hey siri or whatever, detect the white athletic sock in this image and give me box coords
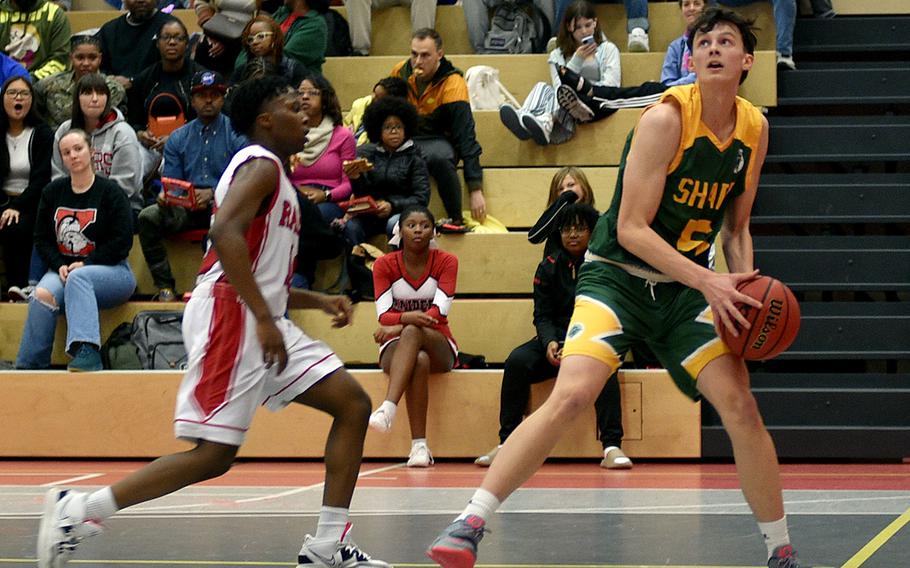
[314,506,349,542]
[758,516,790,558]
[85,487,119,522]
[411,438,427,448]
[456,488,500,523]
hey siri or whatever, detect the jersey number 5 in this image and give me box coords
[677,219,712,256]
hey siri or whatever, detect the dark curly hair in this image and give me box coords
[557,202,599,235]
[362,95,418,145]
[299,74,342,127]
[686,7,758,85]
[375,76,408,99]
[229,75,291,137]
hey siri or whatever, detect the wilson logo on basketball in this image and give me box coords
[750,298,784,350]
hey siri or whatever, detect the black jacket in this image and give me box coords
[128,59,205,130]
[532,248,582,352]
[0,122,53,216]
[97,11,178,81]
[352,140,430,213]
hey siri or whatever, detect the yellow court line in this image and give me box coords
[840,506,910,568]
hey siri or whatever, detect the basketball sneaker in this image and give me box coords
[407,442,434,467]
[768,544,811,568]
[297,522,390,567]
[37,488,104,568]
[425,515,486,568]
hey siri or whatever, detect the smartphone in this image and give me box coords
[581,35,595,45]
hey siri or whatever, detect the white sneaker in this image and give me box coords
[474,445,500,467]
[8,284,34,302]
[776,53,796,70]
[628,27,649,52]
[499,104,531,141]
[407,442,434,467]
[37,488,104,568]
[600,446,633,470]
[368,407,392,433]
[520,113,553,146]
[297,522,390,567]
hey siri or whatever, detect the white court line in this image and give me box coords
[0,473,95,476]
[234,462,406,504]
[39,473,104,487]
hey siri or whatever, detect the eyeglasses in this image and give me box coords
[382,124,404,132]
[247,31,274,44]
[158,34,188,43]
[559,225,588,235]
[298,88,321,97]
[4,89,32,99]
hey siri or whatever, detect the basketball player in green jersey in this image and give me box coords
[427,8,812,568]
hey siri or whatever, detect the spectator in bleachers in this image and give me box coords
[391,28,487,231]
[270,0,328,75]
[137,71,246,302]
[528,165,595,255]
[716,0,796,69]
[462,0,554,54]
[345,0,435,56]
[661,0,706,87]
[193,0,257,76]
[0,51,27,85]
[0,76,52,300]
[0,0,70,81]
[15,128,136,372]
[288,74,354,287]
[475,203,632,470]
[370,205,458,467]
[345,76,408,146]
[500,0,620,145]
[128,19,206,179]
[345,95,429,246]
[96,0,178,90]
[52,74,144,216]
[231,15,309,86]
[34,35,126,130]
[554,0,650,52]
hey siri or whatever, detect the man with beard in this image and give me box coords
[95,0,177,90]
[136,70,246,302]
[0,0,70,80]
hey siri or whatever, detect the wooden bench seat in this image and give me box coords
[325,51,777,110]
[67,3,775,56]
[0,369,700,459]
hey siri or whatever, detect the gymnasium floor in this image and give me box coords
[0,460,908,568]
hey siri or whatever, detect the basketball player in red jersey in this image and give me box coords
[38,76,391,568]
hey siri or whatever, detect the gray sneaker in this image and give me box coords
[7,284,34,302]
[556,85,595,123]
[768,544,811,568]
[426,515,486,568]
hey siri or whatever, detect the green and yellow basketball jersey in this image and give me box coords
[588,84,764,274]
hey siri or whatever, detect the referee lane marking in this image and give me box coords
[840,505,910,568]
[39,473,104,487]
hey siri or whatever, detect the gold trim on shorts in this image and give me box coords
[561,295,623,371]
[681,306,732,380]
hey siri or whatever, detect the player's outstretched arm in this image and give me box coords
[208,158,289,371]
[617,101,760,336]
[722,115,769,274]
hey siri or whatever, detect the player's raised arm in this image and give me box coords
[722,114,769,274]
[208,158,288,370]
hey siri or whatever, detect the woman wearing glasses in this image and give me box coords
[0,76,53,301]
[232,15,308,86]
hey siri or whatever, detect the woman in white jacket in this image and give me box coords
[51,73,144,218]
[499,0,619,145]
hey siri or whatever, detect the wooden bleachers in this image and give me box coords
[802,0,910,16]
[0,369,700,458]
[66,3,776,56]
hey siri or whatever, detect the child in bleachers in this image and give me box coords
[345,76,408,146]
[369,205,458,467]
[51,74,144,217]
[16,129,136,372]
[0,76,52,301]
[345,95,430,245]
[231,15,309,86]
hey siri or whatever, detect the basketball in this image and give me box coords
[719,276,801,361]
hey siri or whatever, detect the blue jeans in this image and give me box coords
[16,261,137,369]
[716,0,795,56]
[554,0,648,35]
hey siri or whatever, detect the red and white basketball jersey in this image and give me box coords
[196,145,301,315]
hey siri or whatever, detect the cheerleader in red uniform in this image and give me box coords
[370,205,458,467]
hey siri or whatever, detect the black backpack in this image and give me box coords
[483,0,551,54]
[323,10,353,57]
[100,322,142,370]
[131,311,189,370]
